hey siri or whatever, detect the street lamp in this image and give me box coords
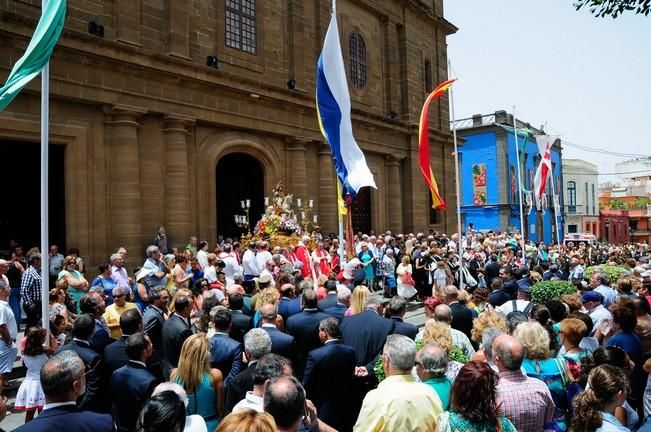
[605,219,610,243]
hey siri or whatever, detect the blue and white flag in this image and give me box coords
[316,11,376,199]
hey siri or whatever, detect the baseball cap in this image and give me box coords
[581,291,603,304]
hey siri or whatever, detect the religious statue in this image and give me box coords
[282,194,293,213]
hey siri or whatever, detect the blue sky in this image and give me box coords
[443,0,651,178]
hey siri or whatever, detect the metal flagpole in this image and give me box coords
[512,107,527,267]
[40,0,50,335]
[549,168,561,245]
[448,61,464,290]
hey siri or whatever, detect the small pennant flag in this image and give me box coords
[418,79,456,209]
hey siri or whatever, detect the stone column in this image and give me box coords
[286,139,308,200]
[386,155,404,233]
[163,115,195,246]
[318,143,337,233]
[105,105,146,269]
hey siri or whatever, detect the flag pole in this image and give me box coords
[549,166,561,245]
[40,0,50,336]
[512,107,527,267]
[448,61,464,290]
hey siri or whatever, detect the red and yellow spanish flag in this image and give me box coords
[418,78,456,209]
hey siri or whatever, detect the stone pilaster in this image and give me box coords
[167,0,190,58]
[318,143,337,233]
[286,139,308,200]
[163,115,195,246]
[116,0,141,46]
[386,155,404,233]
[104,105,146,269]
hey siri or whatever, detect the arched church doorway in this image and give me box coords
[0,141,66,251]
[216,153,264,240]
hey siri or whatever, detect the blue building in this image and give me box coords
[454,111,564,244]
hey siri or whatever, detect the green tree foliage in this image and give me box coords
[574,0,651,18]
[632,198,651,209]
[609,199,627,209]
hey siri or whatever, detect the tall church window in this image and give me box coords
[349,32,367,90]
[225,0,257,54]
[567,181,576,213]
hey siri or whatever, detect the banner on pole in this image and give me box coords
[0,0,66,112]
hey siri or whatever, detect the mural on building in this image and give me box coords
[472,163,487,206]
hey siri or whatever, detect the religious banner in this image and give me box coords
[472,163,487,206]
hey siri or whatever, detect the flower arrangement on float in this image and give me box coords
[254,212,301,236]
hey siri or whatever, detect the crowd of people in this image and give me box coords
[0,227,651,431]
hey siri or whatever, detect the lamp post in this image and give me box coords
[235,199,251,235]
[296,197,317,234]
[605,219,610,243]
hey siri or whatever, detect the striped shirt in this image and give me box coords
[20,266,43,307]
[496,370,555,432]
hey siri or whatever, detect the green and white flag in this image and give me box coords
[0,0,66,111]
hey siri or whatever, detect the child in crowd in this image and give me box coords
[14,326,57,423]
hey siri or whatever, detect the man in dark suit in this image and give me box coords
[500,266,519,299]
[389,296,418,340]
[161,294,193,378]
[483,254,501,287]
[79,292,112,354]
[303,317,356,432]
[55,314,109,413]
[277,283,301,322]
[445,285,474,340]
[209,306,242,387]
[317,281,338,312]
[111,333,159,432]
[260,303,295,361]
[14,350,113,432]
[104,308,143,374]
[223,328,272,415]
[341,293,395,373]
[143,286,169,380]
[286,289,330,378]
[228,293,252,343]
[324,286,351,322]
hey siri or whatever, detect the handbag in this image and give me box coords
[402,272,415,286]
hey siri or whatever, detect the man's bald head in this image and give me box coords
[444,285,458,299]
[433,304,452,324]
[227,284,245,295]
[260,303,277,323]
[492,334,524,371]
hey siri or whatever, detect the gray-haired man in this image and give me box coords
[224,328,272,414]
[354,335,442,431]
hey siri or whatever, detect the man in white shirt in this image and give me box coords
[582,291,612,336]
[218,244,241,288]
[242,242,260,282]
[232,353,292,413]
[255,241,273,276]
[0,278,17,396]
[497,286,533,316]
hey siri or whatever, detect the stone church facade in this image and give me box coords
[0,0,457,268]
